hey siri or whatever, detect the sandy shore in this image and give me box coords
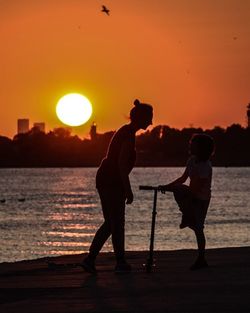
[0,247,249,313]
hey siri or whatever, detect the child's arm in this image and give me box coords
[159,168,189,192]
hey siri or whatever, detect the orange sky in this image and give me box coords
[1,0,250,138]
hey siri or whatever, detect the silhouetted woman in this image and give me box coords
[82,99,153,273]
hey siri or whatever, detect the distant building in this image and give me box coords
[17,119,29,134]
[33,122,45,133]
[247,103,250,128]
[90,122,97,140]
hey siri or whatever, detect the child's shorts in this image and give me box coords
[173,184,210,231]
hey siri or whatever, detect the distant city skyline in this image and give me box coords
[17,119,29,135]
[11,102,250,139]
[17,119,45,135]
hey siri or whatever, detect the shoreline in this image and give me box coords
[0,245,248,265]
[0,246,249,312]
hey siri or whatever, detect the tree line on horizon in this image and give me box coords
[0,124,249,167]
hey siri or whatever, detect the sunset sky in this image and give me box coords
[1,0,250,138]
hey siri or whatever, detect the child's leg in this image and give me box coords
[190,229,208,270]
[173,185,193,227]
[189,198,210,270]
[194,229,206,259]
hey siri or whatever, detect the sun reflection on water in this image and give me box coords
[44,231,94,237]
[47,212,96,221]
[39,242,90,247]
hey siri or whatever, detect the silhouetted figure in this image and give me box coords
[0,199,6,203]
[82,99,153,273]
[159,134,215,270]
[101,5,110,15]
[18,198,25,202]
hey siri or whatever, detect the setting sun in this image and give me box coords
[56,93,92,127]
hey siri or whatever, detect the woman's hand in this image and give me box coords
[125,189,134,204]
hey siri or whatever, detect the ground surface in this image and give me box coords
[0,247,249,313]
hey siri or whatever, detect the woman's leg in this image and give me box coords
[88,187,116,259]
[88,187,126,261]
[99,187,128,264]
[88,221,111,260]
[84,186,129,273]
[110,206,125,261]
[82,189,112,273]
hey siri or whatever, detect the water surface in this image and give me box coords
[0,167,249,262]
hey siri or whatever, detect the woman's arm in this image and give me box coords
[118,141,134,204]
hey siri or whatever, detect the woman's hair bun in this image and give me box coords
[130,98,153,122]
[134,99,140,106]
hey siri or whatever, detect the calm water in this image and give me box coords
[0,167,249,262]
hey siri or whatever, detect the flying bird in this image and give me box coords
[101,5,110,16]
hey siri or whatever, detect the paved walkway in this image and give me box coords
[0,247,249,313]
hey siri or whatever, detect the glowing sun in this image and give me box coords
[56,93,92,126]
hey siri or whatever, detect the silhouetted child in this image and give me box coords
[159,133,215,270]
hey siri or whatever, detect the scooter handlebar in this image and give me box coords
[139,185,159,191]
